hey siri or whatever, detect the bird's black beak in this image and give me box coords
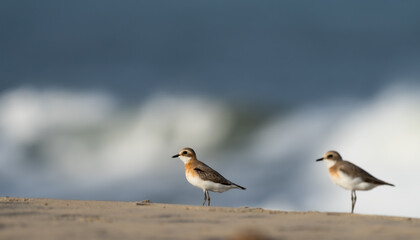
[316,157,324,162]
[172,154,179,158]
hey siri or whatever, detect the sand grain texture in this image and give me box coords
[0,197,419,240]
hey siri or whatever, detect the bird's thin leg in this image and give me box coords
[202,190,207,206]
[353,191,357,213]
[351,190,357,214]
[207,190,210,206]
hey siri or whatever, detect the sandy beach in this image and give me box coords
[1,197,419,240]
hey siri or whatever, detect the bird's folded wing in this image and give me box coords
[339,161,392,186]
[193,166,233,185]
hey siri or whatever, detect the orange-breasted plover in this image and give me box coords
[316,150,394,213]
[172,147,246,206]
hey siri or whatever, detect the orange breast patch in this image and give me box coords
[329,167,340,180]
[185,164,198,178]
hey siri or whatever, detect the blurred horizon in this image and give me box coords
[1,1,420,218]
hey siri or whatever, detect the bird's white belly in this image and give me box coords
[331,171,377,191]
[186,174,232,193]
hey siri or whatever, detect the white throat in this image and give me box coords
[179,155,192,164]
[323,159,337,168]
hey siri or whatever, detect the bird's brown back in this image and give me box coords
[333,160,394,186]
[185,158,233,185]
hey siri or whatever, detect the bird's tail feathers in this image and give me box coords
[232,183,246,190]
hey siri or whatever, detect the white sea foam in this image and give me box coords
[0,88,232,194]
[0,84,419,218]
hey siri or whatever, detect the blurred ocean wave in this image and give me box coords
[0,84,420,217]
[0,88,234,184]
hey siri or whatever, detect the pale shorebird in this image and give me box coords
[172,147,246,206]
[316,151,394,213]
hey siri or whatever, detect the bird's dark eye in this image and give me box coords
[182,151,188,155]
[327,154,333,158]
